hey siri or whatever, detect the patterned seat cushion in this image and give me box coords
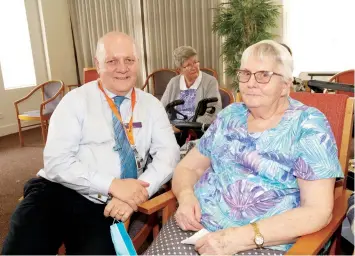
[144,217,285,255]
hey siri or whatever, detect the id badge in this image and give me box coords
[132,145,144,176]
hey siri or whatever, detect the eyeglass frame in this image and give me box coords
[182,60,200,71]
[236,69,283,84]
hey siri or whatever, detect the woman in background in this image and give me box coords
[161,46,221,124]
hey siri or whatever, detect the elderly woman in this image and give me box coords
[161,46,222,124]
[145,40,343,255]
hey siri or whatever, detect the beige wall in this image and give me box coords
[0,0,77,137]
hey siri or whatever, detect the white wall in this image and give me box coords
[272,0,283,42]
[0,0,77,137]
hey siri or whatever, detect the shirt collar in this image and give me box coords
[103,87,134,100]
[179,71,202,90]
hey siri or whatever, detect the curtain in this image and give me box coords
[142,0,224,84]
[68,0,226,87]
[68,0,146,85]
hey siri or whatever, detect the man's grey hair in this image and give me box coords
[173,46,197,68]
[95,34,139,68]
[241,40,294,82]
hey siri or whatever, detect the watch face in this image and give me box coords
[255,234,264,246]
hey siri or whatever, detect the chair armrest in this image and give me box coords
[141,73,154,91]
[67,84,80,91]
[40,85,65,113]
[138,190,176,215]
[286,190,351,255]
[14,84,42,106]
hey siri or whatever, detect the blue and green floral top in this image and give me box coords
[195,97,343,251]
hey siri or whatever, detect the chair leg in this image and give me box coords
[162,200,177,224]
[132,213,157,251]
[153,223,160,238]
[17,118,24,147]
[329,227,342,255]
[40,120,47,145]
[45,120,49,137]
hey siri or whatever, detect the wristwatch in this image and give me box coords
[250,222,264,248]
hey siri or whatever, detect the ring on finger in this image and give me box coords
[122,213,130,222]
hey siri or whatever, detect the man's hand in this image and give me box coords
[175,191,203,231]
[172,125,181,133]
[104,197,134,222]
[109,178,149,211]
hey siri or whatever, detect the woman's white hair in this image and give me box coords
[241,40,294,82]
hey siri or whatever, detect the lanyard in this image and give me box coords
[98,80,136,145]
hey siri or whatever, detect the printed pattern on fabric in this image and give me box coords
[144,217,285,255]
[195,97,343,251]
[177,89,197,120]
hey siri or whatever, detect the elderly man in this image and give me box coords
[2,32,180,254]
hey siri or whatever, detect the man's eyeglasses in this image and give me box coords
[236,69,283,84]
[183,61,200,71]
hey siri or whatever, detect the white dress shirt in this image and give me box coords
[38,80,180,203]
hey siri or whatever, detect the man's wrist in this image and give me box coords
[108,178,120,195]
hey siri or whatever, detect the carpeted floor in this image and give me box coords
[0,128,44,252]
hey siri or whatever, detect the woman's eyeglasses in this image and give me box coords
[183,61,200,71]
[236,69,283,84]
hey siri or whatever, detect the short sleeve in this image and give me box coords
[293,109,344,180]
[197,103,240,158]
[197,115,222,158]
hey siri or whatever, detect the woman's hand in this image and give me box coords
[104,197,134,222]
[175,191,203,231]
[195,229,238,255]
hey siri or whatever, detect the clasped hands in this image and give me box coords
[104,178,149,222]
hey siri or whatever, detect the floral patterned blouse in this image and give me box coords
[194,97,343,251]
[177,89,197,120]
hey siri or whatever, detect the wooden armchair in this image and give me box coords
[14,80,65,146]
[83,67,99,84]
[137,93,354,255]
[66,84,80,92]
[219,87,234,109]
[200,68,218,79]
[142,69,177,99]
[328,69,354,97]
[65,67,100,92]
